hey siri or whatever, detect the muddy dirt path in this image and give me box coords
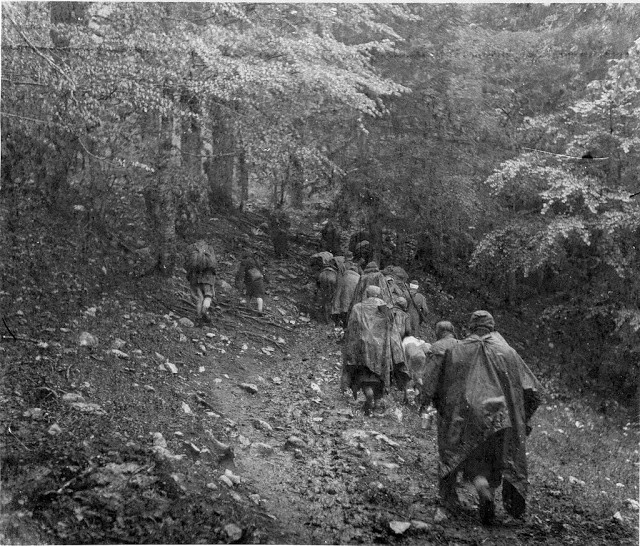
[187,314,550,546]
[181,296,637,546]
[191,318,442,545]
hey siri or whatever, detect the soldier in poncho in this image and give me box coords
[382,265,408,301]
[422,311,542,525]
[420,321,458,409]
[330,255,361,328]
[341,285,392,415]
[384,274,404,305]
[350,261,394,313]
[346,250,361,271]
[320,220,342,255]
[309,251,333,277]
[269,209,290,258]
[315,259,338,323]
[407,280,429,336]
[389,297,412,401]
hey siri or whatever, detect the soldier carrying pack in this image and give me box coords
[185,240,217,321]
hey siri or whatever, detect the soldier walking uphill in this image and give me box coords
[389,297,413,403]
[320,220,342,255]
[343,250,363,276]
[341,285,393,416]
[407,280,429,336]
[330,252,361,328]
[185,240,217,323]
[382,265,411,309]
[350,261,394,312]
[419,321,458,412]
[420,311,542,525]
[315,260,338,324]
[235,251,267,314]
[269,209,290,258]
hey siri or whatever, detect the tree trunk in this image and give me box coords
[238,148,249,204]
[46,2,86,213]
[182,118,201,177]
[206,105,234,210]
[288,154,305,209]
[144,112,180,276]
[368,217,384,265]
[0,144,18,292]
[506,270,517,306]
[144,165,177,276]
[181,89,202,178]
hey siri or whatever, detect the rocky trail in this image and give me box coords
[1,231,638,545]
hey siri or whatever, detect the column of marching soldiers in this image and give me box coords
[185,229,544,526]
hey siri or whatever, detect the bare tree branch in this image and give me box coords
[521,146,609,161]
[1,110,51,125]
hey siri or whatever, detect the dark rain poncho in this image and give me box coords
[407,291,428,334]
[382,265,409,284]
[390,306,411,366]
[389,306,412,386]
[350,263,394,312]
[329,255,345,274]
[331,268,361,315]
[309,252,333,273]
[421,334,458,401]
[427,332,542,510]
[382,266,411,304]
[342,297,392,395]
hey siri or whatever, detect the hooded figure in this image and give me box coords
[422,311,543,525]
[382,266,410,304]
[316,262,338,323]
[353,240,372,265]
[320,220,342,255]
[389,296,412,400]
[350,261,394,314]
[341,285,393,415]
[331,260,361,327]
[420,321,458,409]
[269,209,290,258]
[342,250,362,275]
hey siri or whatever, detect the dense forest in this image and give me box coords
[2,3,639,401]
[1,4,639,544]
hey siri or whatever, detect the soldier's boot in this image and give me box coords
[439,473,460,511]
[474,475,496,525]
[363,386,375,416]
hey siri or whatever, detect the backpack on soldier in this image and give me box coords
[186,240,217,277]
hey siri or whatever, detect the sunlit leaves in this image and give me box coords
[1,1,411,189]
[473,21,640,285]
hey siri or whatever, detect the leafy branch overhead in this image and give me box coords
[1,2,410,178]
[472,35,640,282]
